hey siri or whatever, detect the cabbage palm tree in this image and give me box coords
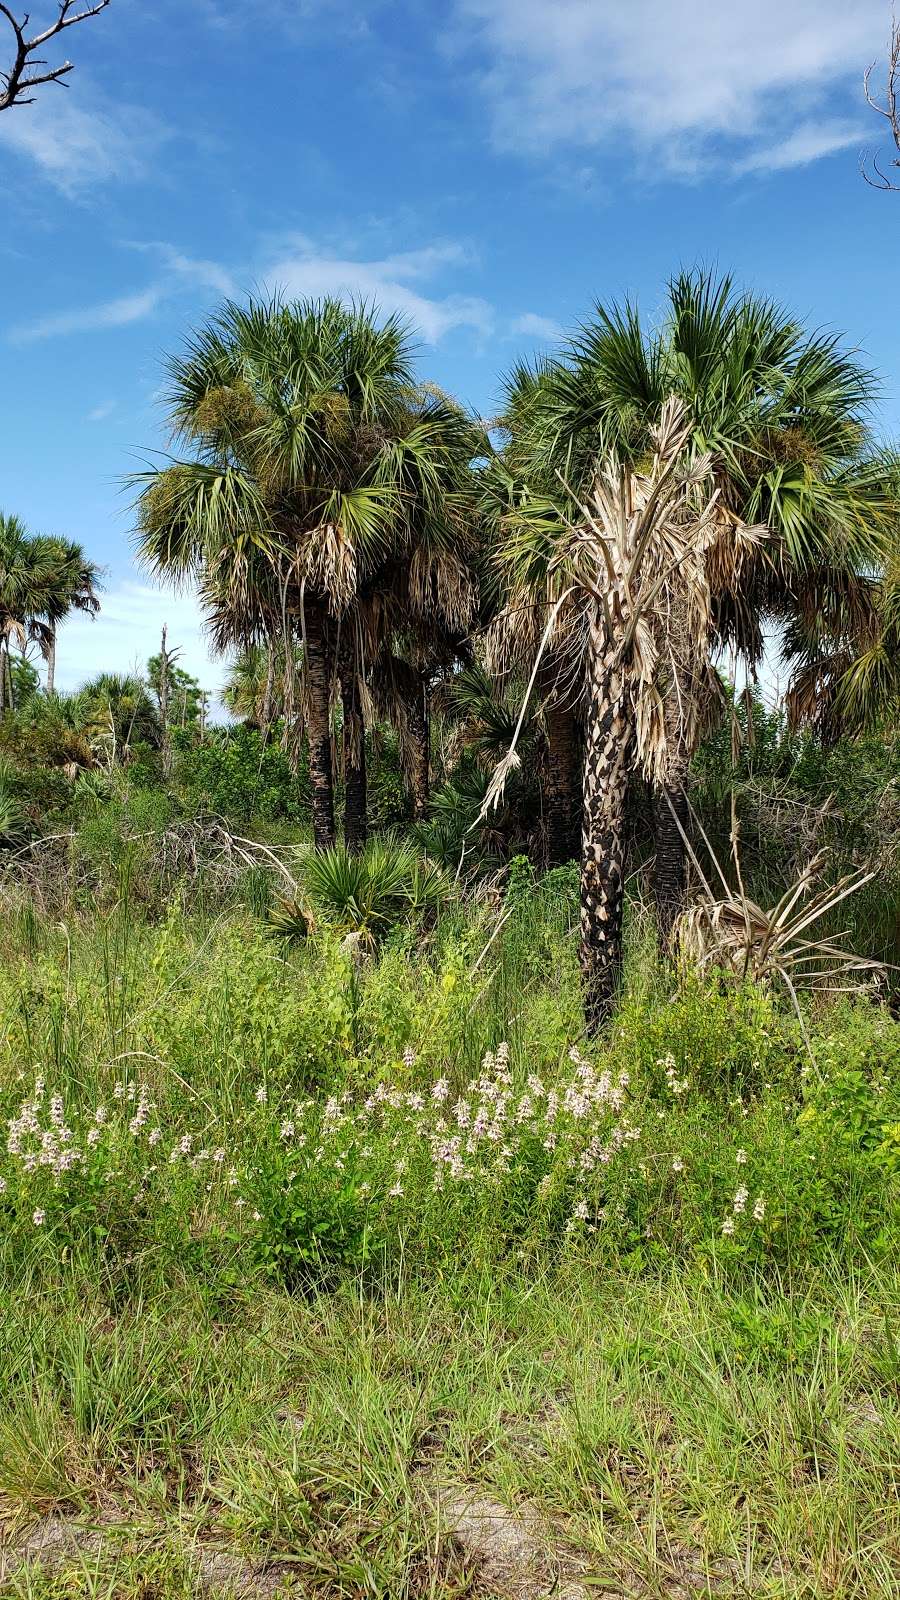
[489,397,723,1030]
[481,413,584,867]
[504,272,895,941]
[1,513,49,702]
[136,297,478,852]
[0,515,101,704]
[222,641,299,728]
[41,536,101,693]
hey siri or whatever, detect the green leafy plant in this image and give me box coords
[269,835,451,944]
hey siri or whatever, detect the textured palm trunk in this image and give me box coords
[46,629,56,695]
[545,703,580,866]
[407,674,430,820]
[304,596,336,852]
[580,620,634,1035]
[339,650,367,854]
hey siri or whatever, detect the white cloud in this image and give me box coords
[0,85,167,194]
[8,236,492,348]
[454,0,886,172]
[10,289,162,343]
[262,238,494,343]
[86,400,117,423]
[735,119,866,175]
[7,244,234,343]
[125,241,236,298]
[53,581,229,705]
[511,312,564,341]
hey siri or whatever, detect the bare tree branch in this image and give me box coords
[0,0,110,112]
[863,15,900,190]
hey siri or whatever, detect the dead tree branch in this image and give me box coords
[0,0,110,112]
[863,16,900,190]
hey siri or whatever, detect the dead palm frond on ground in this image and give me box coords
[674,800,886,1031]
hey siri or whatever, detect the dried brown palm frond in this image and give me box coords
[673,797,885,1016]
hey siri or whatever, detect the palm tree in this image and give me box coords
[481,411,585,868]
[0,515,101,704]
[136,297,479,852]
[783,545,900,737]
[40,536,101,693]
[489,397,724,1029]
[0,513,54,709]
[223,641,299,728]
[79,672,160,766]
[503,272,894,941]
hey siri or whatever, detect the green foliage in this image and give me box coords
[147,651,203,728]
[6,650,40,708]
[274,835,451,942]
[174,725,309,823]
[0,753,28,847]
[250,1130,379,1289]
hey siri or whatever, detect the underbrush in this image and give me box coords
[1,880,898,1289]
[2,879,900,1594]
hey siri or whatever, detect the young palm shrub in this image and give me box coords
[268,834,451,944]
[0,759,26,846]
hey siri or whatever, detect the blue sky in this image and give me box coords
[1,0,898,701]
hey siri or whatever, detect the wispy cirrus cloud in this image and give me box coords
[8,244,234,343]
[86,400,117,423]
[10,289,162,343]
[0,83,169,194]
[453,0,886,175]
[261,237,494,343]
[510,311,564,342]
[7,235,494,348]
[735,119,866,175]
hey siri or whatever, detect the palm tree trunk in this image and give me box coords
[339,645,367,854]
[46,629,56,695]
[304,595,336,852]
[0,642,6,714]
[580,620,634,1034]
[546,702,580,866]
[159,625,172,779]
[406,672,430,819]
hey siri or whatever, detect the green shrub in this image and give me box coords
[175,726,310,824]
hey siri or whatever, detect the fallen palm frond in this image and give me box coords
[674,796,886,1010]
